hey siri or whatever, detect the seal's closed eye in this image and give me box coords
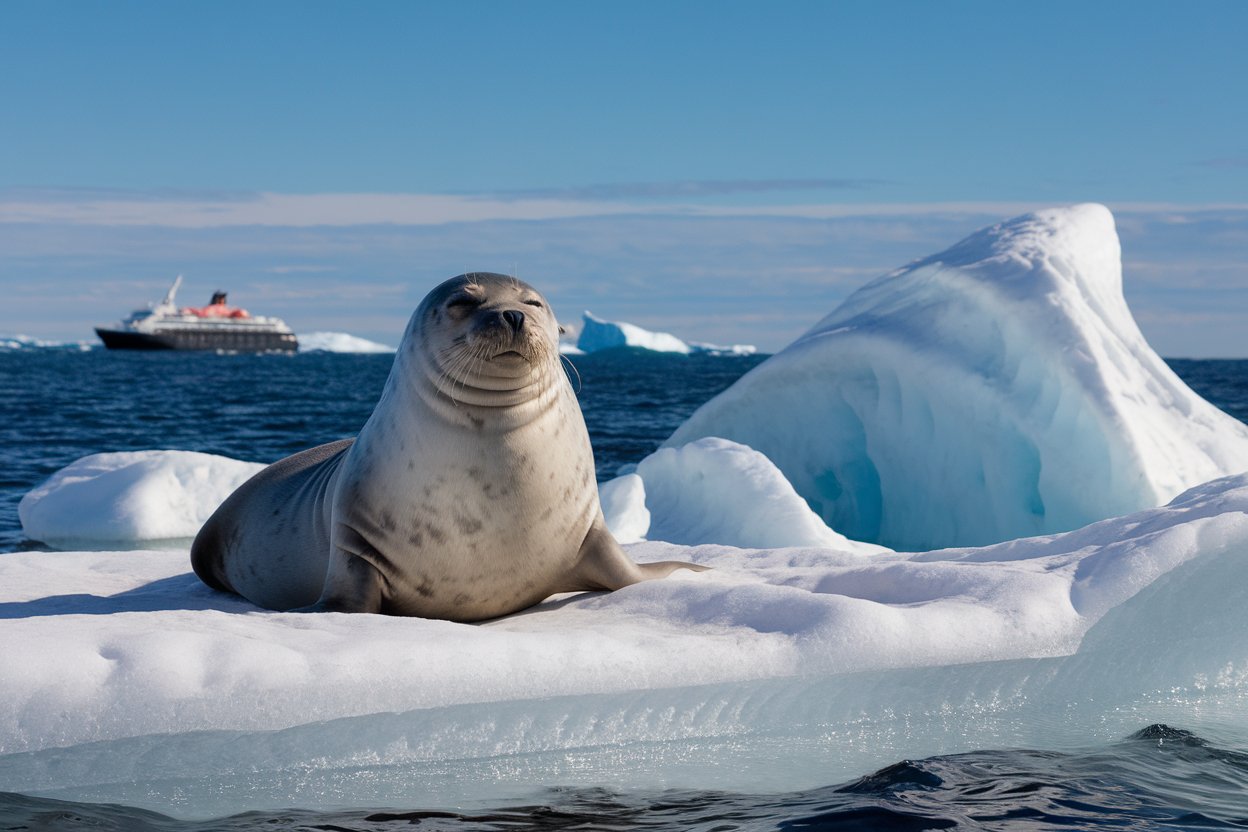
[447,295,480,310]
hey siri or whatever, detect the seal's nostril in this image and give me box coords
[502,309,525,333]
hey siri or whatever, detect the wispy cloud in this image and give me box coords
[5,188,1248,230]
[262,264,341,275]
[496,178,891,200]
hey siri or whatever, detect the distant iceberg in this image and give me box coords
[19,451,265,548]
[0,334,92,351]
[297,331,395,353]
[576,312,755,356]
[667,204,1248,550]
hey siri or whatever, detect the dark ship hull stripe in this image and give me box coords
[95,328,298,352]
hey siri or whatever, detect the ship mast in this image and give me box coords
[155,275,183,313]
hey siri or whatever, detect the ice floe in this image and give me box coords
[2,472,1247,815]
[668,204,1248,550]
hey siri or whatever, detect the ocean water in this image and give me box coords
[2,348,1248,829]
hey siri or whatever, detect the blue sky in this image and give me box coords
[2,1,1246,354]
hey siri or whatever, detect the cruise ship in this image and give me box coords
[95,276,298,352]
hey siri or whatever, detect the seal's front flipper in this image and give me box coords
[564,515,708,592]
[297,543,387,613]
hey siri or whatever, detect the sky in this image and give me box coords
[1,0,1246,354]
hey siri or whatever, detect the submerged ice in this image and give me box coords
[668,204,1248,550]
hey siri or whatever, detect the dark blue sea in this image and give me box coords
[1,348,1247,830]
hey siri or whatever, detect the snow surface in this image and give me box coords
[668,204,1248,550]
[576,312,755,356]
[297,331,395,353]
[18,451,265,548]
[2,473,1248,816]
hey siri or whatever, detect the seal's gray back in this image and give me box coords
[191,438,351,610]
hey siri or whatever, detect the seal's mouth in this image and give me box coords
[492,348,528,361]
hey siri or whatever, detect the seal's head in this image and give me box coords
[415,272,562,396]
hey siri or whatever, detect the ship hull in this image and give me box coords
[95,328,298,353]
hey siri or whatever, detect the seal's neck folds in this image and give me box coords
[386,328,569,428]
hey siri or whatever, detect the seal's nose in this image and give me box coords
[501,309,525,333]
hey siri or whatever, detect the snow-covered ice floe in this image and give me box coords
[297,331,395,353]
[2,473,1248,816]
[668,204,1248,550]
[577,311,756,356]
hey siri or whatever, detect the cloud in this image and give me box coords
[495,178,891,200]
[262,264,341,275]
[0,187,1033,229]
[14,186,1248,231]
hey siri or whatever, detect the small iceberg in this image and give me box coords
[601,438,884,553]
[576,312,755,356]
[297,332,395,353]
[666,204,1248,550]
[18,451,266,548]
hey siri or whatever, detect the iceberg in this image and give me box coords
[2,473,1247,816]
[18,451,265,548]
[297,331,395,353]
[667,204,1248,550]
[576,312,756,356]
[577,311,692,354]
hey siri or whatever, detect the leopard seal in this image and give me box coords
[191,272,703,620]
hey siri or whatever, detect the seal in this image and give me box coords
[191,272,703,620]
